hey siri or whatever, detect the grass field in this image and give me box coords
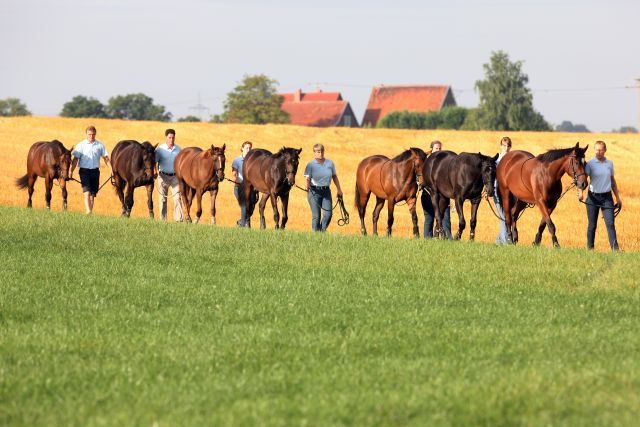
[1,117,638,251]
[1,206,640,426]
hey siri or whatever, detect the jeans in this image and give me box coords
[308,187,332,231]
[421,191,452,239]
[493,187,508,244]
[234,184,257,226]
[586,191,619,251]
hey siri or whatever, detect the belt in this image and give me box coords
[160,171,175,176]
[589,191,611,196]
[310,185,329,190]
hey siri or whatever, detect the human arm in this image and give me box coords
[70,157,78,179]
[611,176,621,208]
[103,156,113,176]
[305,176,311,191]
[332,174,343,198]
[232,168,239,186]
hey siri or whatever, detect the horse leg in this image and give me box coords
[178,180,192,223]
[538,203,559,248]
[386,200,395,237]
[60,179,68,211]
[125,183,134,217]
[27,175,36,208]
[501,189,515,244]
[454,197,465,240]
[270,193,280,230]
[356,187,371,236]
[372,197,385,236]
[114,175,127,216]
[194,189,204,224]
[533,219,547,246]
[209,189,218,225]
[44,176,53,209]
[512,200,527,245]
[469,201,480,241]
[407,196,419,238]
[280,192,290,230]
[258,193,269,230]
[146,183,154,219]
[432,193,444,238]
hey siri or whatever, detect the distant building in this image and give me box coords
[279,89,359,128]
[362,85,457,127]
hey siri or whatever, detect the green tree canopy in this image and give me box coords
[60,95,106,118]
[106,93,172,122]
[376,107,469,130]
[177,115,202,122]
[0,97,31,117]
[475,51,550,131]
[221,74,289,124]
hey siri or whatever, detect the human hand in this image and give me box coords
[337,190,343,198]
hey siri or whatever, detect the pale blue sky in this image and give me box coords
[2,0,639,131]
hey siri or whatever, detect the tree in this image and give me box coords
[60,95,106,118]
[376,107,469,130]
[611,126,637,133]
[555,120,590,133]
[221,74,289,124]
[475,51,550,131]
[106,93,172,121]
[0,97,31,116]
[177,115,202,122]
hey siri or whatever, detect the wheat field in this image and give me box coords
[1,116,638,251]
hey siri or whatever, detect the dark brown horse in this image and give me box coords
[496,142,588,247]
[16,140,73,210]
[354,147,428,237]
[423,150,498,241]
[174,144,226,224]
[110,140,157,218]
[242,147,302,230]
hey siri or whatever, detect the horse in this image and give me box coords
[174,144,226,224]
[354,147,428,237]
[496,142,588,248]
[422,150,498,241]
[16,140,73,210]
[242,147,302,230]
[110,140,158,218]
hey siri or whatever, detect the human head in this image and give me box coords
[500,136,512,154]
[165,128,176,146]
[241,140,252,157]
[430,140,442,152]
[313,143,325,160]
[85,125,96,142]
[594,140,607,161]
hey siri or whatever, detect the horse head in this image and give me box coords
[409,147,428,187]
[141,142,158,181]
[59,145,73,182]
[208,144,226,181]
[568,142,589,190]
[479,152,499,197]
[279,146,302,186]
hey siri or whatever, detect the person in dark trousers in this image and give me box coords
[231,141,257,227]
[304,143,343,231]
[70,125,112,214]
[422,140,452,238]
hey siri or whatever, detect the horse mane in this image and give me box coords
[536,147,577,163]
[392,147,427,163]
[49,140,67,151]
[141,141,155,152]
[274,147,298,158]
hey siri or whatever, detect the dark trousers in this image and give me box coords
[234,184,257,226]
[586,191,619,251]
[421,191,452,239]
[308,187,332,231]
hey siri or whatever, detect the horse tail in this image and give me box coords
[16,174,29,190]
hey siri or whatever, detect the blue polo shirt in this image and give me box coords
[155,143,181,174]
[72,139,108,169]
[304,159,336,187]
[586,158,614,193]
[231,156,245,183]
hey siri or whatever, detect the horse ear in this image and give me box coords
[222,143,226,152]
[297,148,302,154]
[492,153,499,162]
[69,145,75,152]
[574,142,580,149]
[582,144,589,154]
[154,143,159,149]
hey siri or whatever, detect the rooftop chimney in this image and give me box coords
[294,89,302,102]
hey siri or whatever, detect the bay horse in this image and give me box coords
[496,142,588,247]
[242,147,302,230]
[16,140,73,210]
[174,144,226,224]
[110,140,158,218]
[422,150,498,241]
[355,147,427,237]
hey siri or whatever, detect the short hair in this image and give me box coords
[430,140,442,149]
[501,136,512,147]
[313,143,325,152]
[85,125,97,134]
[595,140,607,150]
[165,128,176,136]
[241,140,253,149]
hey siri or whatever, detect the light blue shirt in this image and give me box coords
[232,156,245,182]
[155,143,181,174]
[304,159,336,187]
[72,139,108,169]
[586,157,614,193]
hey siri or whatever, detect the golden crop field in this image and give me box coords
[2,116,638,251]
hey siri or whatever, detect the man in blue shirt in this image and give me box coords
[494,136,512,244]
[231,141,257,227]
[70,125,112,214]
[155,129,183,222]
[304,143,343,231]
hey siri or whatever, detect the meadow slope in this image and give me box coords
[1,116,638,251]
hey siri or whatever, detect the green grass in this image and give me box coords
[1,205,639,426]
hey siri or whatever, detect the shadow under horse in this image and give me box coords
[355,147,427,237]
[16,140,73,211]
[423,150,498,241]
[496,142,588,248]
[174,144,226,224]
[111,140,158,218]
[242,147,302,230]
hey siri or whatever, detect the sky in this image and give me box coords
[2,0,639,132]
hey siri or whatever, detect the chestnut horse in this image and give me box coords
[110,140,157,218]
[174,144,226,224]
[423,150,498,241]
[355,147,427,237]
[16,140,73,210]
[242,147,302,230]
[496,143,588,247]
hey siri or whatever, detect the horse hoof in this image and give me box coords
[211,218,216,225]
[194,217,200,224]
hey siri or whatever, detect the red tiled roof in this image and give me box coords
[281,101,348,127]
[362,85,454,127]
[280,91,342,102]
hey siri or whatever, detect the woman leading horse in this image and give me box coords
[496,142,588,248]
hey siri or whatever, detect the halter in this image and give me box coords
[213,153,225,180]
[568,155,586,185]
[413,156,423,185]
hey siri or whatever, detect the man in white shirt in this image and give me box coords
[155,129,183,222]
[70,125,112,214]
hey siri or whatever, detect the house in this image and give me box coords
[361,85,457,127]
[279,89,360,128]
